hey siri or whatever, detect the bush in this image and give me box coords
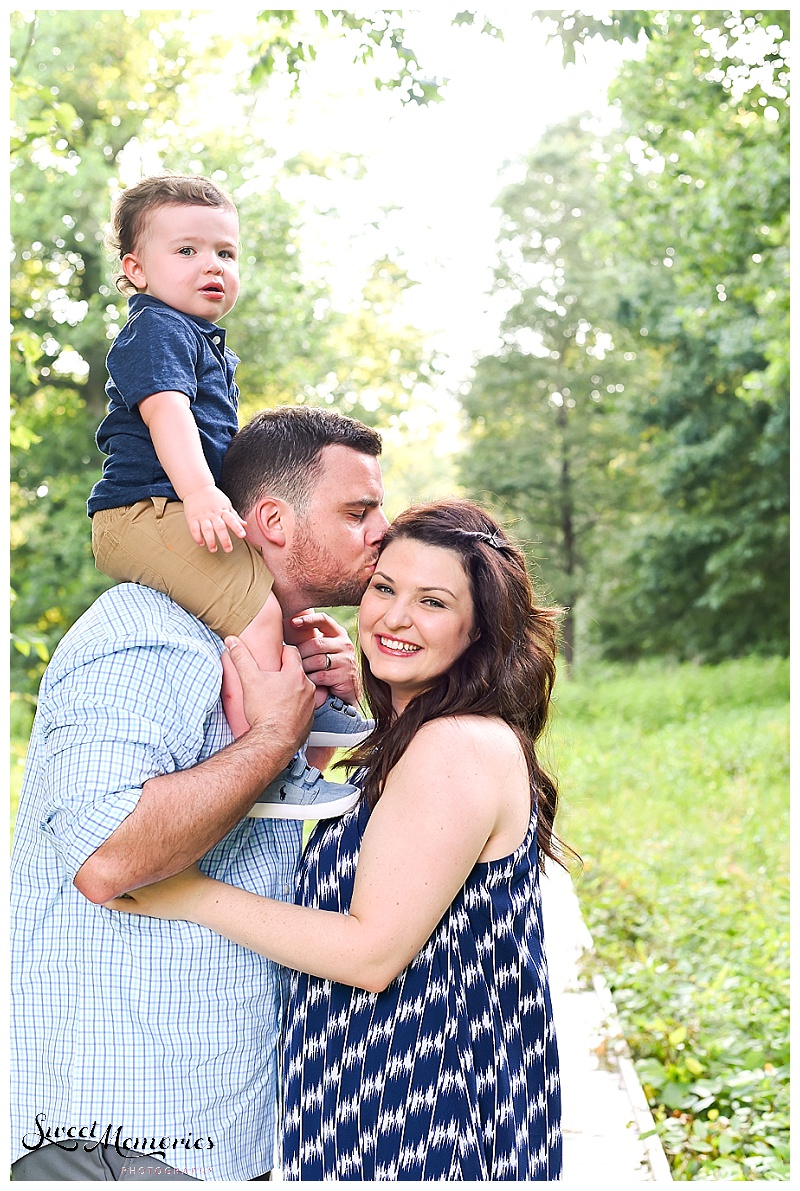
[551,657,789,1180]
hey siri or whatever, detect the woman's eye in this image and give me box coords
[373,583,393,595]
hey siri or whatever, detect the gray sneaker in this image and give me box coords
[307,696,375,747]
[247,755,360,820]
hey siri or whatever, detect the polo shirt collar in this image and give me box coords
[127,293,226,347]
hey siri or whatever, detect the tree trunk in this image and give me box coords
[557,399,576,670]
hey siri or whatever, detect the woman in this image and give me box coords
[108,499,569,1180]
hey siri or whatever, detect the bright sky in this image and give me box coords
[165,8,637,397]
[286,10,633,383]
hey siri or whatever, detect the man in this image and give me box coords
[11,406,387,1182]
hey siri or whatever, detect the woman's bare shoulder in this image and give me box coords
[404,714,523,766]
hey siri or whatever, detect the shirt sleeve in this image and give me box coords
[107,308,201,410]
[37,637,222,880]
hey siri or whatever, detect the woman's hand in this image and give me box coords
[104,864,212,922]
[286,610,361,706]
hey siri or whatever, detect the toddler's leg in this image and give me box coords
[221,591,284,738]
[223,595,360,822]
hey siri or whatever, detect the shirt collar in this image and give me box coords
[127,293,226,345]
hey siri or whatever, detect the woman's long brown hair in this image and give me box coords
[345,499,574,871]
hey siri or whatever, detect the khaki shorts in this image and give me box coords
[92,497,274,638]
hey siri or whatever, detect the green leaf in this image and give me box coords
[661,1080,691,1110]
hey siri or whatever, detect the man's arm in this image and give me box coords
[105,715,514,993]
[74,643,314,904]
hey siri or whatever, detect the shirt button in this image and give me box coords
[212,335,221,345]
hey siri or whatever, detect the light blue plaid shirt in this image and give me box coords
[11,584,302,1181]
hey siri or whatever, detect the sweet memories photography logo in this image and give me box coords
[22,1113,215,1161]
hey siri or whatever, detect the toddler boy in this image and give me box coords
[88,174,369,818]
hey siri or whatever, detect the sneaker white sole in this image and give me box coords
[306,728,373,747]
[246,790,360,820]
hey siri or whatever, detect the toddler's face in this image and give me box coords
[122,203,240,323]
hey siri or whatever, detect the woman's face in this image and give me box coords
[358,536,476,714]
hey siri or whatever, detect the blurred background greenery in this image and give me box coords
[550,655,789,1179]
[10,9,789,1179]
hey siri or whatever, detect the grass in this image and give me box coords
[548,656,790,1180]
[10,656,789,1177]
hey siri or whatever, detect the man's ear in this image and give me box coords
[249,498,292,547]
[121,252,146,292]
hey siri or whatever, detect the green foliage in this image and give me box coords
[552,657,789,1179]
[10,696,35,836]
[9,12,221,693]
[11,384,114,694]
[10,10,438,698]
[251,10,444,104]
[460,10,789,664]
[459,117,643,661]
[536,9,655,65]
[587,10,790,661]
[452,12,504,40]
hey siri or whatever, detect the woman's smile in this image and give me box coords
[375,634,422,655]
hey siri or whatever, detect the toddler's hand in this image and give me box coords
[183,485,247,553]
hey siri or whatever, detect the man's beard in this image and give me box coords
[285,518,373,608]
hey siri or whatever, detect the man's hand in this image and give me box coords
[183,484,247,553]
[286,611,361,707]
[74,639,316,905]
[223,637,316,748]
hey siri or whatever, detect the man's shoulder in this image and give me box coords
[48,585,222,678]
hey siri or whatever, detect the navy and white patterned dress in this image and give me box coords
[281,793,562,1181]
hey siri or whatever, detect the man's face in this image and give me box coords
[285,444,388,607]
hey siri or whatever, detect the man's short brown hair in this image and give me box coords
[222,406,383,516]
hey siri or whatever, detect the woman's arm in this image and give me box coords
[106,717,527,991]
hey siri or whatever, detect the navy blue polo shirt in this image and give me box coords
[88,294,240,515]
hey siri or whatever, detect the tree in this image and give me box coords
[249,8,506,102]
[10,10,438,697]
[11,11,204,693]
[535,8,655,64]
[459,117,641,664]
[460,11,789,663]
[251,9,445,105]
[587,10,789,658]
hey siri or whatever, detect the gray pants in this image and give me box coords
[11,1143,272,1181]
